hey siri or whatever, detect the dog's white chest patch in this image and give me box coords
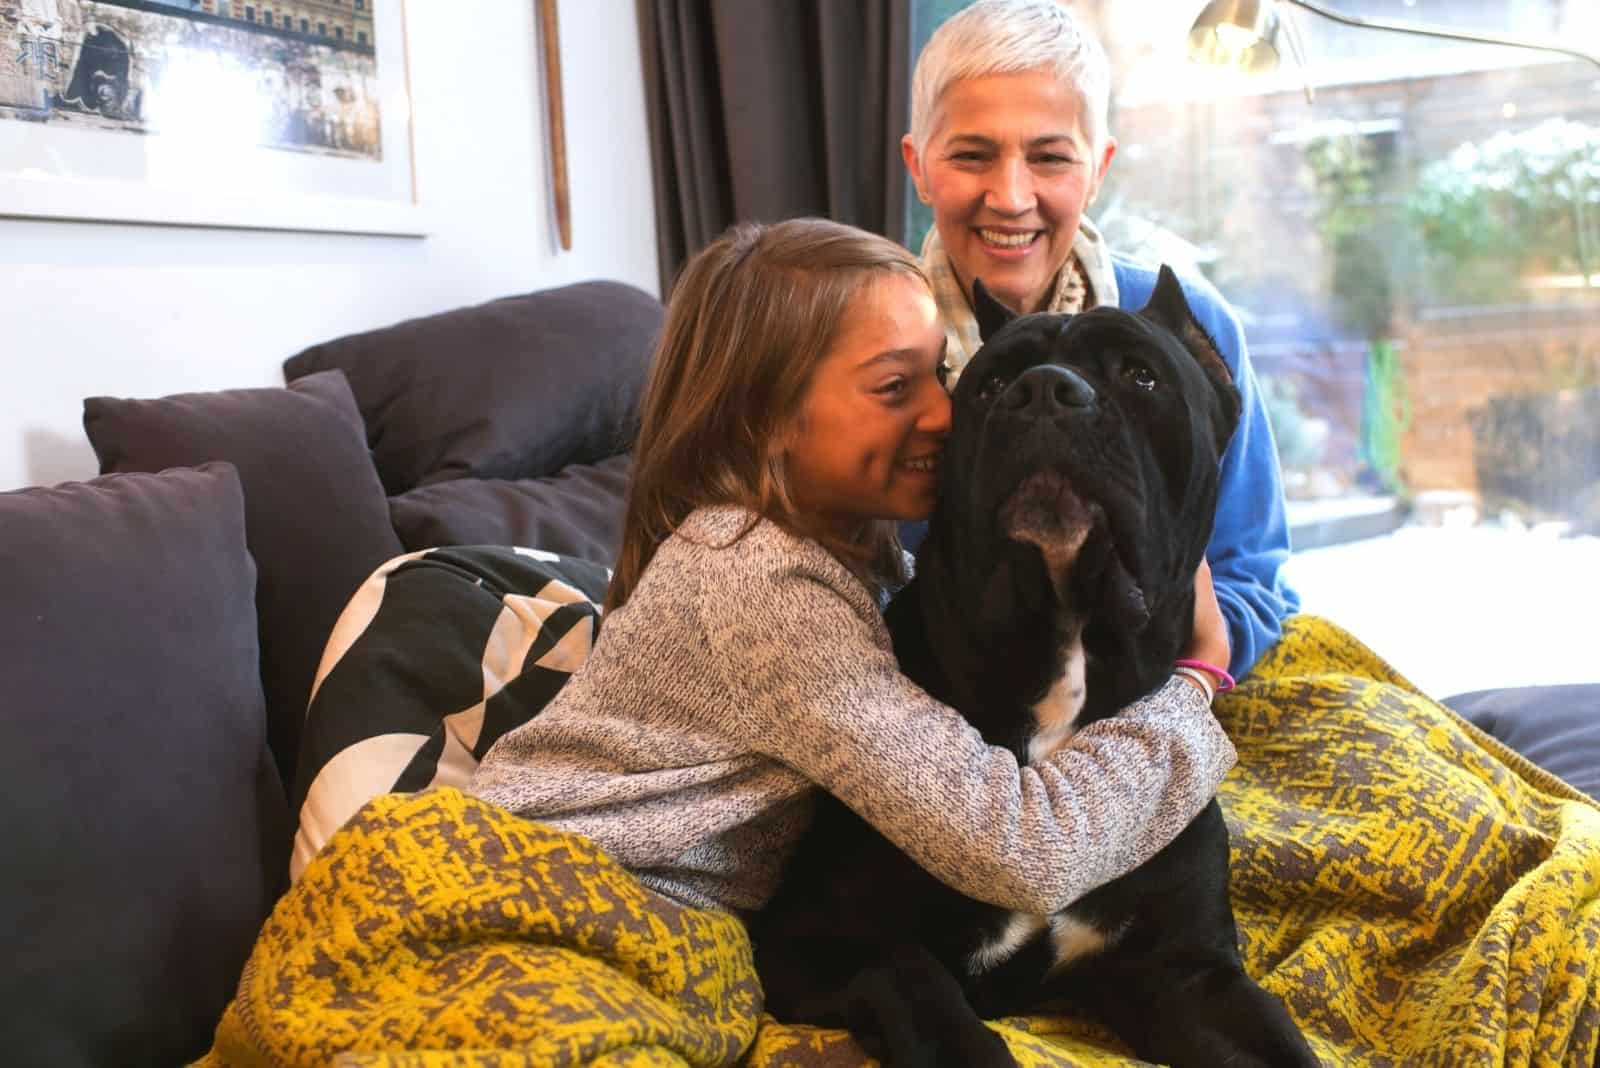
[1047,912,1115,970]
[968,912,1049,975]
[967,908,1119,976]
[1027,637,1086,764]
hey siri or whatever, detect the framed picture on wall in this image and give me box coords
[0,0,426,235]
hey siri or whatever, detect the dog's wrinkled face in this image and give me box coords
[935,266,1240,664]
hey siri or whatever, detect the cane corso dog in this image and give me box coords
[750,266,1318,1068]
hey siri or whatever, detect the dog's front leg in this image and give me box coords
[1045,953,1320,1068]
[843,944,1019,1068]
[761,939,1018,1068]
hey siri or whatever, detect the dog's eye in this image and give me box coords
[1122,362,1159,392]
[976,373,1008,400]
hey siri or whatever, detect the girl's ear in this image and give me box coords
[773,406,808,453]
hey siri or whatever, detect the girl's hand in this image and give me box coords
[1183,559,1230,676]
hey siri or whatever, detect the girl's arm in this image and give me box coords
[705,549,1236,917]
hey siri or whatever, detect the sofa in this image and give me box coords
[1,280,662,1067]
[4,276,1598,1067]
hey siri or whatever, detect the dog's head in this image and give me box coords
[923,265,1240,712]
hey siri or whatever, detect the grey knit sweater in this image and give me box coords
[470,506,1236,915]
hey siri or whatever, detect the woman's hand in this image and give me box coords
[1180,559,1231,691]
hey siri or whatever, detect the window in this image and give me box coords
[300,17,309,33]
[262,10,272,26]
[244,4,254,20]
[356,30,367,45]
[909,0,1600,695]
[355,0,365,10]
[334,25,343,40]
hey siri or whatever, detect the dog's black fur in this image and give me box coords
[750,267,1318,1067]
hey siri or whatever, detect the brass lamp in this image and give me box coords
[1188,0,1600,83]
[1186,0,1288,76]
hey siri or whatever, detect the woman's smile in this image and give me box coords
[974,226,1045,262]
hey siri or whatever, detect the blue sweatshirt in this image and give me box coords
[1112,258,1300,677]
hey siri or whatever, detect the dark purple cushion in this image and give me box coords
[82,371,404,786]
[0,464,289,1067]
[282,281,663,493]
[1444,684,1600,800]
[387,454,630,565]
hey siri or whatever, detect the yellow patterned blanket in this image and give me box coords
[201,616,1600,1067]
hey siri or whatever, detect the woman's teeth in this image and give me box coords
[902,456,938,472]
[979,229,1037,248]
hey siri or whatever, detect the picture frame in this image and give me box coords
[0,0,427,236]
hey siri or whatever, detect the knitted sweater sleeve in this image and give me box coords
[703,542,1237,916]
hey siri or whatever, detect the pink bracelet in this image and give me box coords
[1174,658,1236,693]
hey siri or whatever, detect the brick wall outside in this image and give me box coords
[1396,304,1599,492]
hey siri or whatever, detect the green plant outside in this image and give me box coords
[1302,133,1411,494]
[1407,119,1600,305]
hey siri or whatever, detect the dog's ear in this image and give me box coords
[1142,265,1242,448]
[1143,266,1229,389]
[972,278,1016,343]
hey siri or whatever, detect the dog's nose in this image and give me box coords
[1002,365,1095,416]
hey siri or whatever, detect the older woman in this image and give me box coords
[901,0,1298,680]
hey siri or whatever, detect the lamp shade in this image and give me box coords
[1187,0,1284,74]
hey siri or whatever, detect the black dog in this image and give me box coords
[751,267,1318,1068]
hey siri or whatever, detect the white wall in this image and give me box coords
[0,0,658,491]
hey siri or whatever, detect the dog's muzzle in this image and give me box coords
[992,364,1104,581]
[999,471,1101,584]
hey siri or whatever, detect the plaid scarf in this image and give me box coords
[919,217,1120,386]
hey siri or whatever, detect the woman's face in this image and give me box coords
[904,69,1116,316]
[784,274,951,528]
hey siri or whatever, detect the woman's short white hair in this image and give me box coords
[909,0,1112,155]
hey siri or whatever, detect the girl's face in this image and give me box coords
[903,69,1116,316]
[785,274,951,528]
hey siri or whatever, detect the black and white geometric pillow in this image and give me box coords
[289,545,609,881]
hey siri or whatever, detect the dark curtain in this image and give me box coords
[638,0,914,294]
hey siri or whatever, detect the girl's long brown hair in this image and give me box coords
[607,218,929,612]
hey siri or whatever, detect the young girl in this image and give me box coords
[469,217,1235,918]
